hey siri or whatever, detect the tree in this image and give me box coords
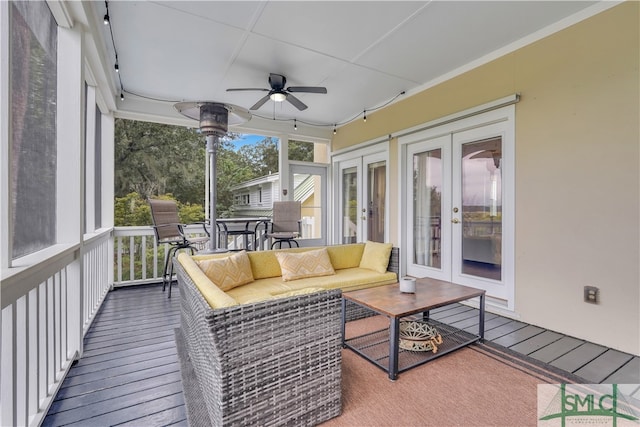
[289,139,314,162]
[114,119,205,203]
[238,137,279,176]
[114,192,206,226]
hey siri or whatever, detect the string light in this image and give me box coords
[103,0,405,134]
[103,1,110,25]
[105,1,127,103]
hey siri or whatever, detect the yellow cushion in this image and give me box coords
[176,253,239,309]
[247,250,283,279]
[240,287,326,305]
[197,250,254,291]
[275,248,336,281]
[359,241,393,274]
[326,243,365,270]
[272,287,326,298]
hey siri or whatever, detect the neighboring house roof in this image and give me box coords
[231,172,314,206]
[230,173,278,191]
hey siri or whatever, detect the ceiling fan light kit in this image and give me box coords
[270,92,287,103]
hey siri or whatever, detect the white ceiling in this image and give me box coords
[88,1,603,137]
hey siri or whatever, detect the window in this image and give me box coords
[288,139,329,163]
[94,105,102,228]
[9,1,58,259]
[84,83,102,233]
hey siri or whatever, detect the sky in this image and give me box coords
[232,134,267,150]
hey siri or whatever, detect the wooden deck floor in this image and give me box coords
[43,284,640,426]
[43,285,187,427]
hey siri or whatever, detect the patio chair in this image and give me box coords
[267,201,301,249]
[149,198,209,297]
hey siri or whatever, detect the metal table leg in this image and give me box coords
[341,298,347,348]
[479,293,485,341]
[389,317,400,380]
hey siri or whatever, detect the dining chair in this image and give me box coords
[149,198,209,297]
[267,201,302,249]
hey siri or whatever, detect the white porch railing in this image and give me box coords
[112,225,210,287]
[1,223,268,425]
[0,230,111,427]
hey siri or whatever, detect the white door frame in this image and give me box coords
[290,163,328,247]
[399,106,515,310]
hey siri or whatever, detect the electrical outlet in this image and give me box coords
[584,286,599,304]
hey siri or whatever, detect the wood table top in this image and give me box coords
[343,277,485,318]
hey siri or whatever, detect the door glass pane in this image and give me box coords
[293,173,323,239]
[342,167,358,243]
[413,150,442,268]
[461,137,502,280]
[367,161,386,243]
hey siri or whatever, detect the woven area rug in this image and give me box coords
[175,316,584,427]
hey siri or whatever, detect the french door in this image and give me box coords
[403,110,514,306]
[336,152,387,244]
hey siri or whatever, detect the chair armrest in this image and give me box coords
[187,221,210,237]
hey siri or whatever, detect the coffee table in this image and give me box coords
[341,278,485,380]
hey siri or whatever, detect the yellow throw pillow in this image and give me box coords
[359,241,393,274]
[197,251,254,291]
[275,248,336,281]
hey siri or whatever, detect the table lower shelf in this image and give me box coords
[344,318,480,375]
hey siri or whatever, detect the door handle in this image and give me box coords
[451,218,460,224]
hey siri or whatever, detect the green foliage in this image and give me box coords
[289,140,314,162]
[114,192,151,226]
[114,120,310,225]
[114,118,205,203]
[237,137,279,176]
[114,192,205,226]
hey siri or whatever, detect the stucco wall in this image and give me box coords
[332,3,639,355]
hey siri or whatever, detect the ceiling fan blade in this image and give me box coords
[287,86,327,94]
[227,88,270,92]
[285,93,308,111]
[250,94,271,110]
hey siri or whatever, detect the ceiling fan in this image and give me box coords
[226,73,327,111]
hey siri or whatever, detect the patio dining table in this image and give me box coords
[215,217,271,250]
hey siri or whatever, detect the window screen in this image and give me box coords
[10,1,58,259]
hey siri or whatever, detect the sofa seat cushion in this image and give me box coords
[287,268,397,292]
[239,287,327,305]
[177,253,239,309]
[226,276,296,303]
[228,268,396,304]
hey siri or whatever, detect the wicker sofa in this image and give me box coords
[175,242,399,426]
